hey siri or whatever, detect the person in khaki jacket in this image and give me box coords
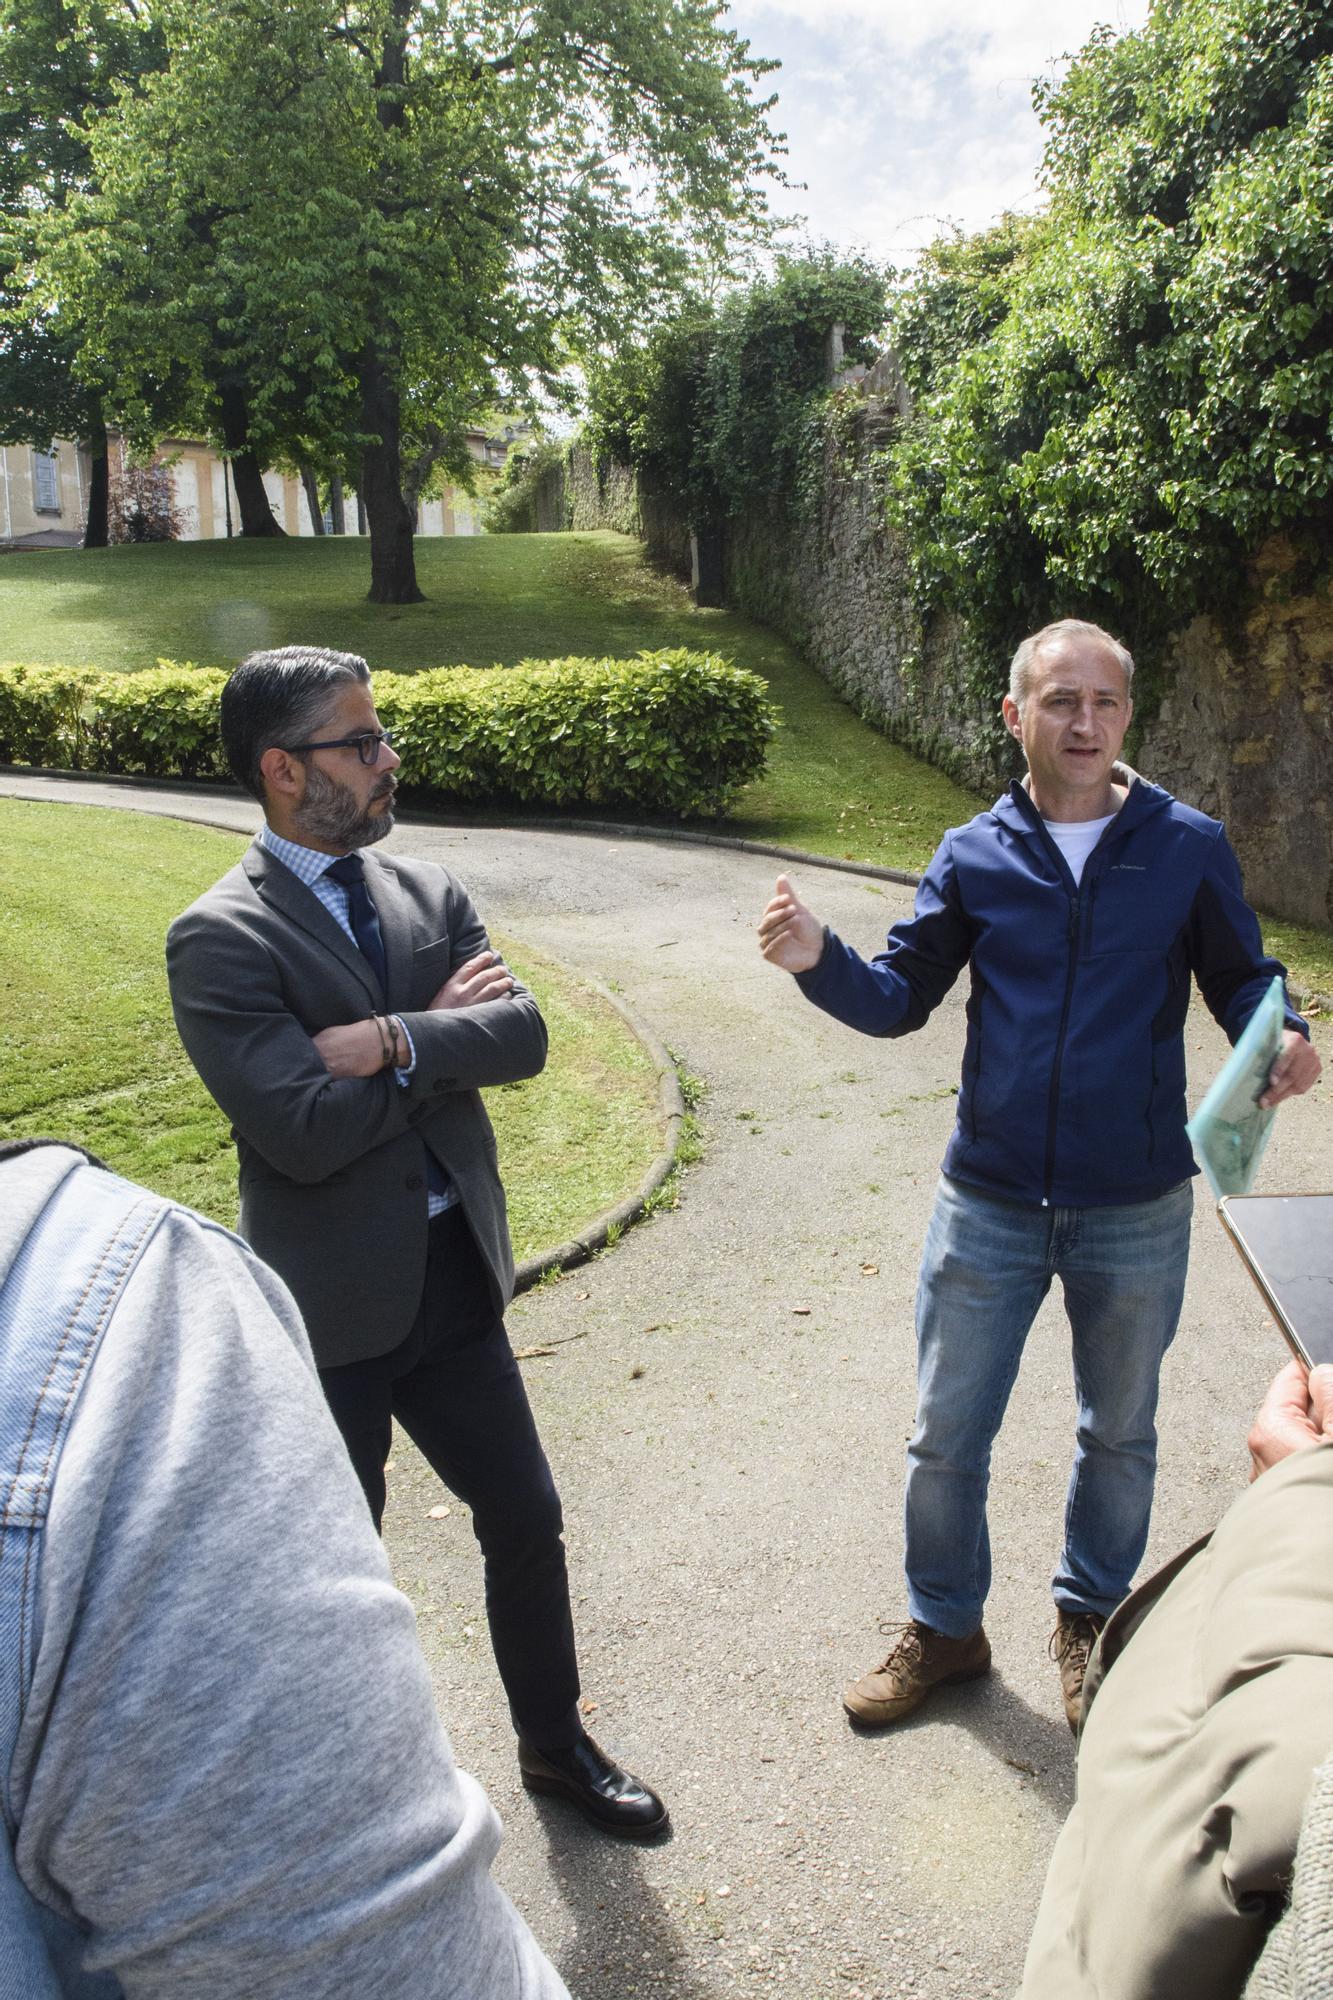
[1021,1358,1333,2000]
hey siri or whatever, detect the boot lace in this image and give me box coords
[874,1619,931,1672]
[1049,1612,1104,1675]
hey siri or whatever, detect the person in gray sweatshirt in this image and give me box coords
[0,1138,570,2000]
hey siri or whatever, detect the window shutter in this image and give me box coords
[32,449,60,513]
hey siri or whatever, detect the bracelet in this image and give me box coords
[387,1014,406,1067]
[370,1013,394,1069]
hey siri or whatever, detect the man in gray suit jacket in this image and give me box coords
[167,645,666,1840]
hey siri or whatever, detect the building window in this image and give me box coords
[32,448,60,514]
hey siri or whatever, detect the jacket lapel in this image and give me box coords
[242,840,383,1007]
[363,852,414,1008]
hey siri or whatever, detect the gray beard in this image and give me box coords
[293,764,396,850]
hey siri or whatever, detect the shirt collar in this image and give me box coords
[259,823,352,887]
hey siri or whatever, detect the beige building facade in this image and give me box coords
[0,440,91,544]
[0,429,512,546]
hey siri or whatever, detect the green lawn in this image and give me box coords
[2,531,1329,994]
[0,531,990,874]
[0,798,663,1260]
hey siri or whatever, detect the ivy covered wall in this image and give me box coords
[726,408,1333,928]
[552,417,1333,927]
[555,1,1333,924]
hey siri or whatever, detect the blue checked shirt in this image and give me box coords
[260,826,455,1213]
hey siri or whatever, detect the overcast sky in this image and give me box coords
[725,0,1152,265]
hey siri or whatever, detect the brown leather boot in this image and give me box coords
[1050,1610,1106,1733]
[843,1619,991,1726]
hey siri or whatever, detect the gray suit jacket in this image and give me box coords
[166,840,547,1368]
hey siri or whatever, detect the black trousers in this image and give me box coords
[319,1205,582,1748]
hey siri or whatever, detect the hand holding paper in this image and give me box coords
[1187,976,1286,1198]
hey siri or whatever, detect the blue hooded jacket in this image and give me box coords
[796,773,1306,1208]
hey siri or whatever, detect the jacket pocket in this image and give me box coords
[1145,1039,1188,1165]
[1085,869,1185,958]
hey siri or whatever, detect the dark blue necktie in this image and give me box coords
[324,853,387,993]
[326,852,448,1200]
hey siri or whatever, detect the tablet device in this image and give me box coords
[1217,1193,1333,1370]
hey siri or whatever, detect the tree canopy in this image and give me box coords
[38,0,786,594]
[0,0,164,543]
[585,249,890,519]
[884,0,1333,666]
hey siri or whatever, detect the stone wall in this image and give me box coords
[720,405,1019,794]
[531,461,567,535]
[1142,543,1333,926]
[638,469,692,581]
[564,451,640,536]
[521,422,1333,927]
[507,447,645,538]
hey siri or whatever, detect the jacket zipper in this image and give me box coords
[1042,891,1081,1206]
[1010,784,1123,1204]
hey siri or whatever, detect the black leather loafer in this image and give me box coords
[517,1733,670,1840]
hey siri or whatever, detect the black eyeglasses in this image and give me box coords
[280,729,396,767]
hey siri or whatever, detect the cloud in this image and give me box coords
[740,0,1144,66]
[730,0,1152,260]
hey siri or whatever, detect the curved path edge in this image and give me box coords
[5,760,1329,1016]
[0,763,688,1287]
[512,972,687,1293]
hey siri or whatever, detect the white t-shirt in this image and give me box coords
[1044,811,1117,887]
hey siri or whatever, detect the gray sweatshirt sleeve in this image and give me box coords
[10,1200,570,2000]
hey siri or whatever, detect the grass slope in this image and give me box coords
[0,532,989,874]
[1,532,1328,991]
[0,798,662,1259]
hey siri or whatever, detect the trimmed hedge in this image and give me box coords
[0,650,777,818]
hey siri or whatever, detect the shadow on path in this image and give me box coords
[526,1801,717,1998]
[845,1671,1076,1816]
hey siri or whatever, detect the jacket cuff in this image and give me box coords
[794,925,833,995]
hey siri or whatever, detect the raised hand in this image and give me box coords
[757,873,826,975]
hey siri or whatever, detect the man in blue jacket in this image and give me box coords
[757,618,1321,1731]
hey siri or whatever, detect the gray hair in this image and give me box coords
[220,645,372,800]
[1007,619,1135,711]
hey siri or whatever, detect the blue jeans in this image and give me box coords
[904,1174,1194,1637]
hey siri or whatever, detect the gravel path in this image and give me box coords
[6,770,1331,2000]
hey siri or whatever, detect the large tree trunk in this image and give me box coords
[359,340,422,602]
[82,404,109,549]
[300,465,326,534]
[329,473,346,535]
[359,2,422,603]
[230,450,285,536]
[218,383,284,536]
